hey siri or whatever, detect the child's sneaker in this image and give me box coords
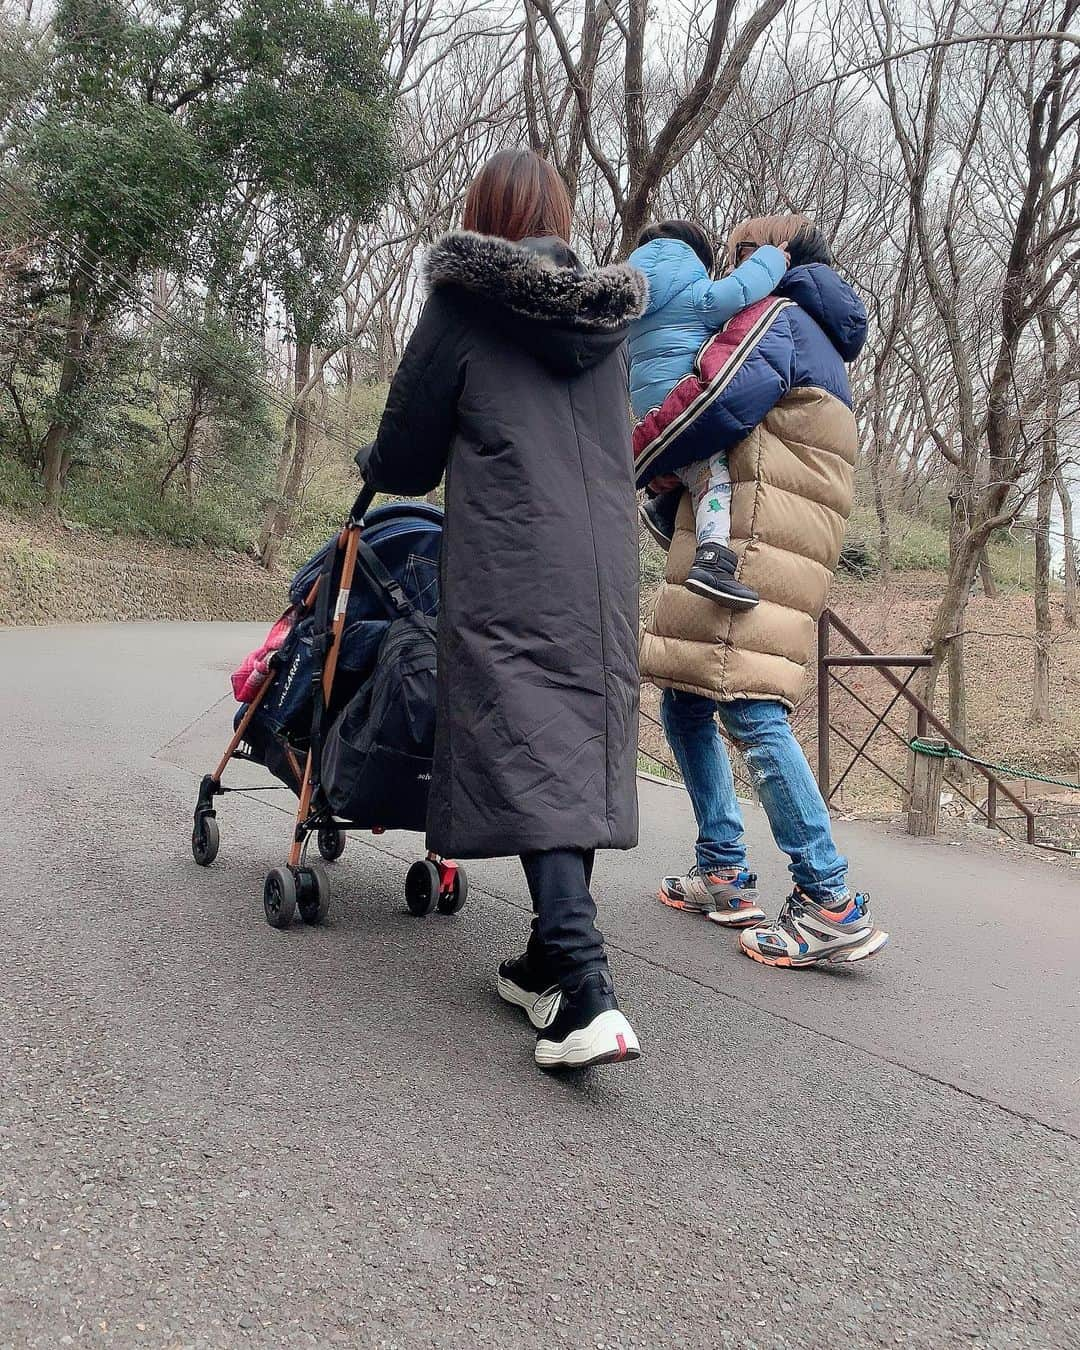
[639,486,682,551]
[740,889,888,968]
[685,543,759,609]
[659,865,766,927]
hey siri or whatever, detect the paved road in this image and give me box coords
[2,622,1078,1350]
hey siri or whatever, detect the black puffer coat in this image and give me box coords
[363,231,647,859]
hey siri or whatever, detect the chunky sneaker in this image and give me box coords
[639,487,682,551]
[740,889,889,968]
[534,970,640,1070]
[497,952,562,1029]
[659,865,766,928]
[685,543,759,609]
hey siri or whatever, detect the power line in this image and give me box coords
[0,36,380,421]
[1,93,338,410]
[0,177,301,429]
[0,34,352,286]
[0,176,363,457]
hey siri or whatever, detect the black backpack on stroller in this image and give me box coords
[238,501,442,782]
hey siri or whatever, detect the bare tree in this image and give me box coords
[868,0,1080,739]
[524,0,790,257]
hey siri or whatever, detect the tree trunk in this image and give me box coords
[149,269,170,370]
[160,380,206,498]
[870,384,891,579]
[316,354,330,448]
[978,547,997,598]
[1030,315,1060,720]
[259,340,312,570]
[5,381,36,466]
[257,353,303,561]
[342,297,355,402]
[1057,469,1077,628]
[947,627,967,758]
[941,490,971,762]
[1030,462,1053,723]
[40,271,91,513]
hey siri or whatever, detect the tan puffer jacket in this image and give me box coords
[640,387,856,709]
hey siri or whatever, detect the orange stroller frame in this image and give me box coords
[190,484,468,928]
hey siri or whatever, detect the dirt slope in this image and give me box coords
[0,512,284,626]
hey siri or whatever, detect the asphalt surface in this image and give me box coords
[2,621,1078,1350]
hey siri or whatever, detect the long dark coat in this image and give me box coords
[364,231,647,859]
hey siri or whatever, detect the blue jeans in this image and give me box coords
[660,689,848,902]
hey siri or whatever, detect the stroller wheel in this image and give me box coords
[297,866,330,925]
[404,860,440,917]
[437,864,468,915]
[192,815,220,867]
[263,867,297,928]
[317,825,346,862]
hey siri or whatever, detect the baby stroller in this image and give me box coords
[189,483,468,928]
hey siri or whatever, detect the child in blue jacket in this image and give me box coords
[628,221,787,608]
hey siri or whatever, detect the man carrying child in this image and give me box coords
[630,213,890,970]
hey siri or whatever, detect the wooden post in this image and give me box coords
[908,737,946,837]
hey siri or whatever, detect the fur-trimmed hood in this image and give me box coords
[424,230,647,375]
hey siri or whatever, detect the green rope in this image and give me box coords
[909,737,1080,791]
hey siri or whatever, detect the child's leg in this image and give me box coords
[677,452,732,548]
[675,454,758,609]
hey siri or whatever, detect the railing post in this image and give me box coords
[908,737,946,837]
[817,611,831,802]
[906,707,928,811]
[986,779,997,830]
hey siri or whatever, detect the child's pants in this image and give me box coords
[676,452,732,548]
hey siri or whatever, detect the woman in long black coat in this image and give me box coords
[362,149,646,1070]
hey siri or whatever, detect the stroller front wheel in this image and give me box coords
[297,865,331,925]
[192,815,220,867]
[404,860,440,916]
[263,867,297,928]
[436,864,468,915]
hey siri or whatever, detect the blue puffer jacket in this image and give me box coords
[627,238,788,420]
[633,263,869,484]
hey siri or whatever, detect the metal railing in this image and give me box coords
[816,609,1042,847]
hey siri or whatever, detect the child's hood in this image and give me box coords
[627,238,709,317]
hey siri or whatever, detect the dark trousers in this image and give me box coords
[520,848,606,989]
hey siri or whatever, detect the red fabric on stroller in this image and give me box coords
[231,612,295,703]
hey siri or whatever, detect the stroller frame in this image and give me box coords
[190,484,467,929]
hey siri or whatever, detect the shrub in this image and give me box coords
[839,535,875,577]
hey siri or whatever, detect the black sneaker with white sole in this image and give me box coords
[534,969,641,1070]
[497,951,563,1029]
[685,542,759,609]
[639,487,682,551]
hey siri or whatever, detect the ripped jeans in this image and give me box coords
[660,689,849,902]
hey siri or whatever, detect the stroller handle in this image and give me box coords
[349,482,378,525]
